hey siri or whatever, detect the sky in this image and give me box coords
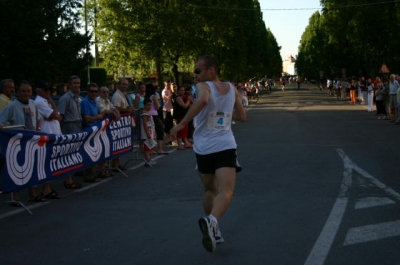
[258,0,322,60]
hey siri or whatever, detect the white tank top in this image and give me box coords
[193,81,237,155]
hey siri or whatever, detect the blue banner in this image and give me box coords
[0,114,134,192]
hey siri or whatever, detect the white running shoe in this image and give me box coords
[215,223,225,244]
[198,216,217,252]
[149,159,157,165]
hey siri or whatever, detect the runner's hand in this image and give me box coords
[170,123,184,138]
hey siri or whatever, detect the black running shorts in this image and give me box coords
[195,149,241,174]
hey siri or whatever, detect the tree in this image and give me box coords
[298,0,400,80]
[0,0,89,86]
[90,0,282,83]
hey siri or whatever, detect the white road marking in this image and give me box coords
[351,164,400,200]
[343,220,400,246]
[304,149,352,265]
[74,177,113,193]
[304,198,349,265]
[355,197,395,210]
[0,201,50,219]
[306,148,400,264]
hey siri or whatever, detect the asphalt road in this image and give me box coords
[1,82,400,265]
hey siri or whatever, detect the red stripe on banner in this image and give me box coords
[51,164,84,176]
[113,147,132,155]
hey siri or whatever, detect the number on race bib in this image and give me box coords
[207,111,232,130]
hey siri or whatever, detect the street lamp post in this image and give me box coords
[84,0,90,84]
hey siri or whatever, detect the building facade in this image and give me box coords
[282,55,297,76]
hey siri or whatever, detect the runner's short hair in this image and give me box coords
[198,55,219,73]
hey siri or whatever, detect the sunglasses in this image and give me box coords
[89,90,98,93]
[194,67,208,75]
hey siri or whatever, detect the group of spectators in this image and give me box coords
[0,76,201,205]
[325,74,400,122]
[234,79,271,107]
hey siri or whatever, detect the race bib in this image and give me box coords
[207,111,232,130]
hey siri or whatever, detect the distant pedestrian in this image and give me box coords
[367,79,374,112]
[359,77,367,104]
[349,79,357,104]
[296,76,301,90]
[340,78,347,100]
[375,83,387,119]
[389,74,399,122]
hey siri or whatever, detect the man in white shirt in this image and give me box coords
[111,78,135,170]
[34,81,62,199]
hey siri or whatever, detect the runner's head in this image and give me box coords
[194,55,219,82]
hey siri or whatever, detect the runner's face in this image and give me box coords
[193,60,209,82]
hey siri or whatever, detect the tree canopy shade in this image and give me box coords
[88,0,282,83]
[0,0,89,86]
[297,0,400,80]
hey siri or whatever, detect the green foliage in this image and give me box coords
[88,0,282,83]
[0,0,89,85]
[298,0,400,80]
